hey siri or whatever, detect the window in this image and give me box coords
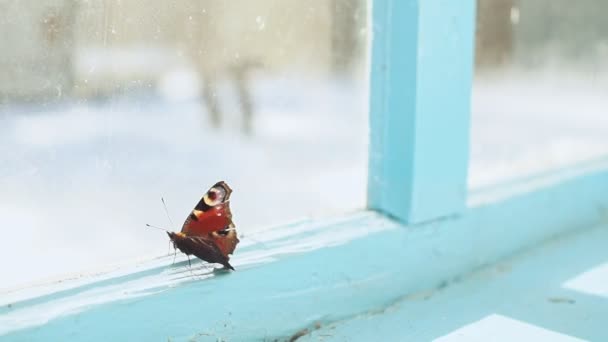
[470,0,608,189]
[3,1,607,340]
[1,0,368,289]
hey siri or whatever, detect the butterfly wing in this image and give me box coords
[181,181,234,236]
[169,232,235,270]
[182,203,233,236]
[172,181,240,270]
[209,228,240,257]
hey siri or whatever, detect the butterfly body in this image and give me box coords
[167,181,239,270]
[167,231,235,270]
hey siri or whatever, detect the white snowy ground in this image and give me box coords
[1,70,607,289]
[0,74,369,289]
[470,70,608,188]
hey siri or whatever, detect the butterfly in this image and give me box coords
[166,181,239,270]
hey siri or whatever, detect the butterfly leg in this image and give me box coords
[171,250,176,265]
[186,255,196,277]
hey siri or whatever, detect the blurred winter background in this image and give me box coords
[1,0,607,289]
[471,0,608,188]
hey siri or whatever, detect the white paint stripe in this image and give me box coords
[563,261,608,298]
[434,314,586,342]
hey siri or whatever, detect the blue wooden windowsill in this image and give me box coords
[303,218,608,341]
[3,0,606,340]
[3,161,608,341]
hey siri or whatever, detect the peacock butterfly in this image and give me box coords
[166,181,239,270]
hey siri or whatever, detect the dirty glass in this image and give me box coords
[0,0,368,287]
[470,0,608,189]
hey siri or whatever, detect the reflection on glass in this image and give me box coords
[470,0,608,188]
[0,0,368,287]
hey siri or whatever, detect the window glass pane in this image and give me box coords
[470,0,608,189]
[1,0,368,287]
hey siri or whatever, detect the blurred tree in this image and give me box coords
[0,0,76,103]
[330,0,365,76]
[475,0,514,69]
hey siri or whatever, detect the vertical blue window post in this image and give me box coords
[368,0,477,223]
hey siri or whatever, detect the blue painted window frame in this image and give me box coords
[5,0,608,340]
[368,0,475,223]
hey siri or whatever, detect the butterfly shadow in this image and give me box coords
[166,257,233,282]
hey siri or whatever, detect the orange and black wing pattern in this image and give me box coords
[181,181,233,236]
[168,181,240,270]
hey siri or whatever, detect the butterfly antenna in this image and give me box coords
[161,197,174,228]
[145,223,170,232]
